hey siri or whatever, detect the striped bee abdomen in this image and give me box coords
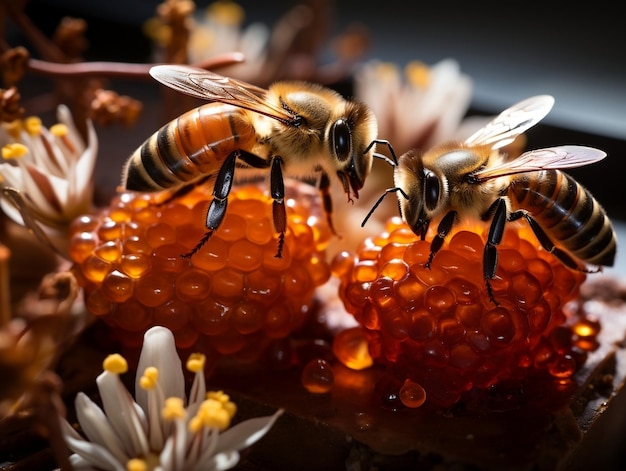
[509,169,616,267]
[122,103,258,192]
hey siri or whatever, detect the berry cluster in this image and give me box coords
[69,183,332,356]
[333,217,592,408]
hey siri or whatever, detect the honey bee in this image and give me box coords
[122,65,384,258]
[363,95,617,304]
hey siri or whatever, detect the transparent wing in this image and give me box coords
[474,145,607,180]
[149,64,293,122]
[464,95,555,149]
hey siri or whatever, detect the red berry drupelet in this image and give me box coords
[333,217,595,409]
[69,183,332,355]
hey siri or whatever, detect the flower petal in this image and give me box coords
[66,116,97,215]
[159,418,187,471]
[213,409,283,454]
[60,418,125,471]
[97,370,150,458]
[74,392,129,464]
[57,104,87,155]
[199,450,240,471]
[135,326,185,414]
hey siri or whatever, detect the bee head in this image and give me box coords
[330,102,378,200]
[395,150,448,239]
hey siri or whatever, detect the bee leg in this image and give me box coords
[509,210,594,273]
[365,138,398,166]
[270,156,286,258]
[483,198,509,305]
[182,151,238,258]
[425,210,457,268]
[318,172,340,236]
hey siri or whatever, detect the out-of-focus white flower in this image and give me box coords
[188,1,269,72]
[355,59,474,157]
[0,105,97,235]
[59,325,283,471]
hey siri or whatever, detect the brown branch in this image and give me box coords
[26,52,246,80]
[4,1,67,63]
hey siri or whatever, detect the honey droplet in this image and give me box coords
[332,327,373,370]
[301,358,334,394]
[399,380,427,408]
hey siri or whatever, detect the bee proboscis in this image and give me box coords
[363,95,617,304]
[122,65,387,258]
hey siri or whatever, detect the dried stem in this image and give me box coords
[0,242,9,326]
[27,52,245,80]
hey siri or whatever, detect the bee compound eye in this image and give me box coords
[424,171,440,211]
[331,119,352,162]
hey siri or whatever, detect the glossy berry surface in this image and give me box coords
[333,217,590,408]
[69,183,332,355]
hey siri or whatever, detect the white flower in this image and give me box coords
[187,1,269,70]
[0,105,97,233]
[355,58,474,157]
[60,326,283,471]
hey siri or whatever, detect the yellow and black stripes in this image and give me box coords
[509,169,616,267]
[122,104,258,192]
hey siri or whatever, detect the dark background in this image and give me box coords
[8,0,626,231]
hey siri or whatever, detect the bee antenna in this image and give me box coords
[365,139,398,166]
[361,187,405,227]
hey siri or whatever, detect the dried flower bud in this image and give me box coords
[0,47,30,88]
[0,87,24,122]
[53,17,89,59]
[158,0,196,22]
[89,89,143,127]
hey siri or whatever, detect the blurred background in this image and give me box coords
[7,0,626,273]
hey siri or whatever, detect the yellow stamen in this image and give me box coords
[103,354,128,374]
[405,61,431,89]
[192,398,232,431]
[206,390,228,403]
[139,366,159,390]
[24,116,43,136]
[374,62,399,83]
[49,123,68,137]
[206,1,244,26]
[162,397,185,421]
[188,415,203,433]
[206,390,237,418]
[126,458,147,471]
[2,143,29,160]
[50,123,78,155]
[186,353,206,373]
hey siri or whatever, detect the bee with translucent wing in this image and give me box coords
[363,95,617,304]
[122,64,388,258]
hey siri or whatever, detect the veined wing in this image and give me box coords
[464,95,555,150]
[149,64,294,124]
[474,145,607,181]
